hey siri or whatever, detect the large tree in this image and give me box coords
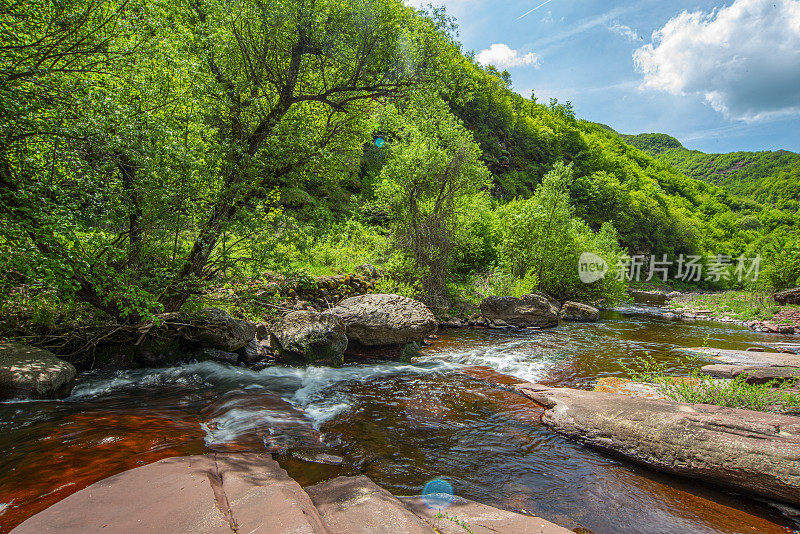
[1,0,447,321]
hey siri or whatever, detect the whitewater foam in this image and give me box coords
[62,341,558,447]
[419,338,565,383]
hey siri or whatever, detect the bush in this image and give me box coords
[493,162,626,303]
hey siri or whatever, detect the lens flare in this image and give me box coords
[421,478,454,510]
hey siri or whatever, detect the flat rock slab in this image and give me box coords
[681,346,800,367]
[399,496,573,534]
[758,342,800,354]
[593,377,670,400]
[305,476,433,534]
[12,453,328,534]
[701,364,800,384]
[515,383,800,506]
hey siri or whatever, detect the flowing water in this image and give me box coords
[2,308,799,533]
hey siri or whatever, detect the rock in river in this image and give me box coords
[270,310,348,365]
[701,364,800,385]
[774,287,800,305]
[480,293,559,328]
[0,343,77,399]
[330,293,436,346]
[516,383,800,506]
[178,307,256,352]
[559,301,599,322]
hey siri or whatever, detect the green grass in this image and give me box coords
[660,373,800,413]
[622,353,800,414]
[667,290,792,322]
[434,512,474,534]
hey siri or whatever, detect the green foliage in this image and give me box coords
[626,354,800,414]
[1,0,444,321]
[624,134,800,213]
[374,93,491,303]
[493,163,625,302]
[2,0,797,333]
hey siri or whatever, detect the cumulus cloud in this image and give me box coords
[634,0,800,121]
[609,23,641,42]
[476,43,541,68]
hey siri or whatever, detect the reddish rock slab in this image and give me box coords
[516,383,800,506]
[399,495,573,534]
[305,476,433,534]
[12,453,329,534]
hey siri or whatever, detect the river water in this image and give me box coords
[1,308,799,533]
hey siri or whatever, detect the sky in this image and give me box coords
[406,0,800,154]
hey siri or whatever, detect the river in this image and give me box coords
[1,307,799,533]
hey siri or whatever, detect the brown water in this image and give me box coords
[1,307,799,533]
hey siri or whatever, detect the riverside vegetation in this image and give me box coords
[2,0,800,355]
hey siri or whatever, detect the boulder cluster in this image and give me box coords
[440,293,599,328]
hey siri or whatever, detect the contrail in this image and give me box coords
[517,0,556,20]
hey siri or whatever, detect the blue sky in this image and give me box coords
[409,0,800,153]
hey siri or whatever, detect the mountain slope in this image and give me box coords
[621,133,800,212]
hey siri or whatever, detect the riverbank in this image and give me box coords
[666,290,800,333]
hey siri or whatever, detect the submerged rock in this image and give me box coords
[179,307,256,352]
[270,310,347,365]
[480,293,559,328]
[0,343,77,399]
[560,301,600,322]
[330,293,436,346]
[516,383,800,506]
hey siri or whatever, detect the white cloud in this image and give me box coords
[609,23,641,42]
[476,43,541,68]
[634,0,800,121]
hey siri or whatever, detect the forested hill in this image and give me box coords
[425,66,796,259]
[619,133,800,212]
[4,0,800,326]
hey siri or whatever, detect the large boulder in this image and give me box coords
[270,310,348,365]
[560,301,600,322]
[330,294,436,346]
[0,343,77,399]
[774,287,800,305]
[480,293,559,328]
[179,307,256,352]
[516,383,800,506]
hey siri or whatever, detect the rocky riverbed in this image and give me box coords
[4,299,800,533]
